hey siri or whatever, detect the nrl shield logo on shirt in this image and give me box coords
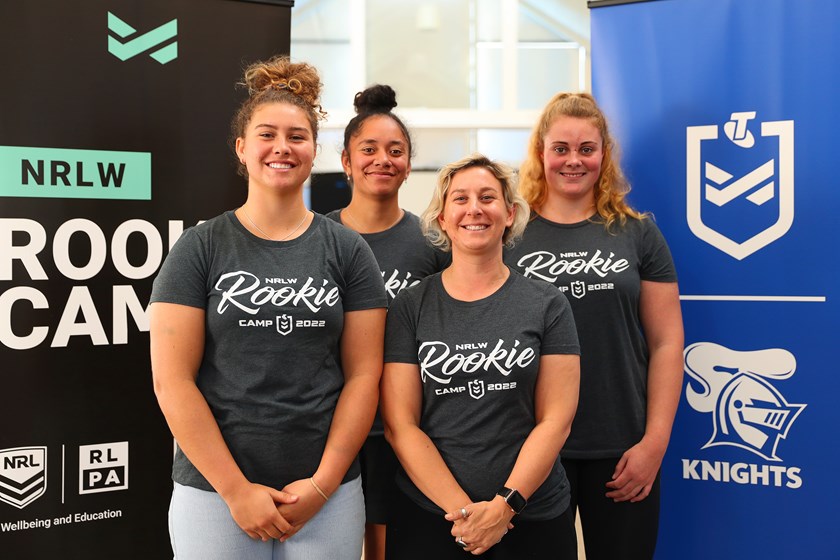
[0,446,47,509]
[276,314,293,336]
[570,280,586,299]
[468,379,485,400]
[686,112,794,260]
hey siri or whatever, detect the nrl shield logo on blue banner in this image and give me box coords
[0,446,47,509]
[686,112,794,260]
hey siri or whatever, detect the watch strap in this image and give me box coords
[497,486,527,514]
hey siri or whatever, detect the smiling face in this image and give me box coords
[235,102,316,194]
[341,114,410,199]
[541,115,604,205]
[438,166,515,256]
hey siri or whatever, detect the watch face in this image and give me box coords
[499,487,527,514]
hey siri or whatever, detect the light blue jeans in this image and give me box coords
[169,477,364,560]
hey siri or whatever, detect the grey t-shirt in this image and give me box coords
[505,215,677,459]
[327,209,450,435]
[150,211,387,491]
[385,270,579,520]
[325,210,450,303]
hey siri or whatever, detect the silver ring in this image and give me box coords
[456,537,468,548]
[460,507,469,518]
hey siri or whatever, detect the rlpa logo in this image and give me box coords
[686,112,794,260]
[107,12,178,64]
[79,442,129,495]
[684,342,804,461]
[0,447,47,509]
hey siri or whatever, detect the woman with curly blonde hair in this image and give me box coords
[150,56,387,559]
[383,154,580,559]
[506,93,684,560]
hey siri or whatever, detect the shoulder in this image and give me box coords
[169,212,232,252]
[401,211,422,227]
[616,215,671,249]
[393,271,441,305]
[614,214,658,235]
[509,269,569,306]
[324,209,343,223]
[190,211,233,234]
[390,211,424,239]
[315,213,364,246]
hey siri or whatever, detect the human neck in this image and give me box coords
[239,191,311,241]
[441,250,509,302]
[538,194,597,224]
[342,196,403,234]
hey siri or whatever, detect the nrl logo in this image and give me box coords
[276,314,293,336]
[686,112,794,260]
[684,342,805,461]
[468,379,485,400]
[570,280,586,300]
[0,447,47,509]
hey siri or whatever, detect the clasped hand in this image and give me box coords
[275,477,329,542]
[444,497,515,555]
[226,478,328,542]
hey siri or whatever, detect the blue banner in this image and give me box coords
[591,0,839,558]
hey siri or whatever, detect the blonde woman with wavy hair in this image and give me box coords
[505,93,684,560]
[150,56,386,560]
[382,154,581,559]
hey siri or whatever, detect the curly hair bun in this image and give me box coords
[354,84,398,115]
[242,55,324,118]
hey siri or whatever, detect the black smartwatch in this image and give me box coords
[497,486,527,514]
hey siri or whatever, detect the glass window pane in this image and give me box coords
[290,0,351,41]
[476,129,531,168]
[412,129,473,170]
[313,129,344,172]
[518,46,582,108]
[291,44,354,109]
[477,0,503,42]
[366,0,472,108]
[476,45,503,110]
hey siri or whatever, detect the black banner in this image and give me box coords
[0,1,291,556]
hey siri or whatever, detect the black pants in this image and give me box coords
[385,488,577,560]
[562,457,661,560]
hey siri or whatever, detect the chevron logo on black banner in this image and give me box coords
[0,447,47,509]
[107,12,177,64]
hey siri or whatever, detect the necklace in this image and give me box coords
[240,207,310,241]
[343,208,403,234]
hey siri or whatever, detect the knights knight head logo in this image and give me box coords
[686,112,794,260]
[684,342,805,461]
